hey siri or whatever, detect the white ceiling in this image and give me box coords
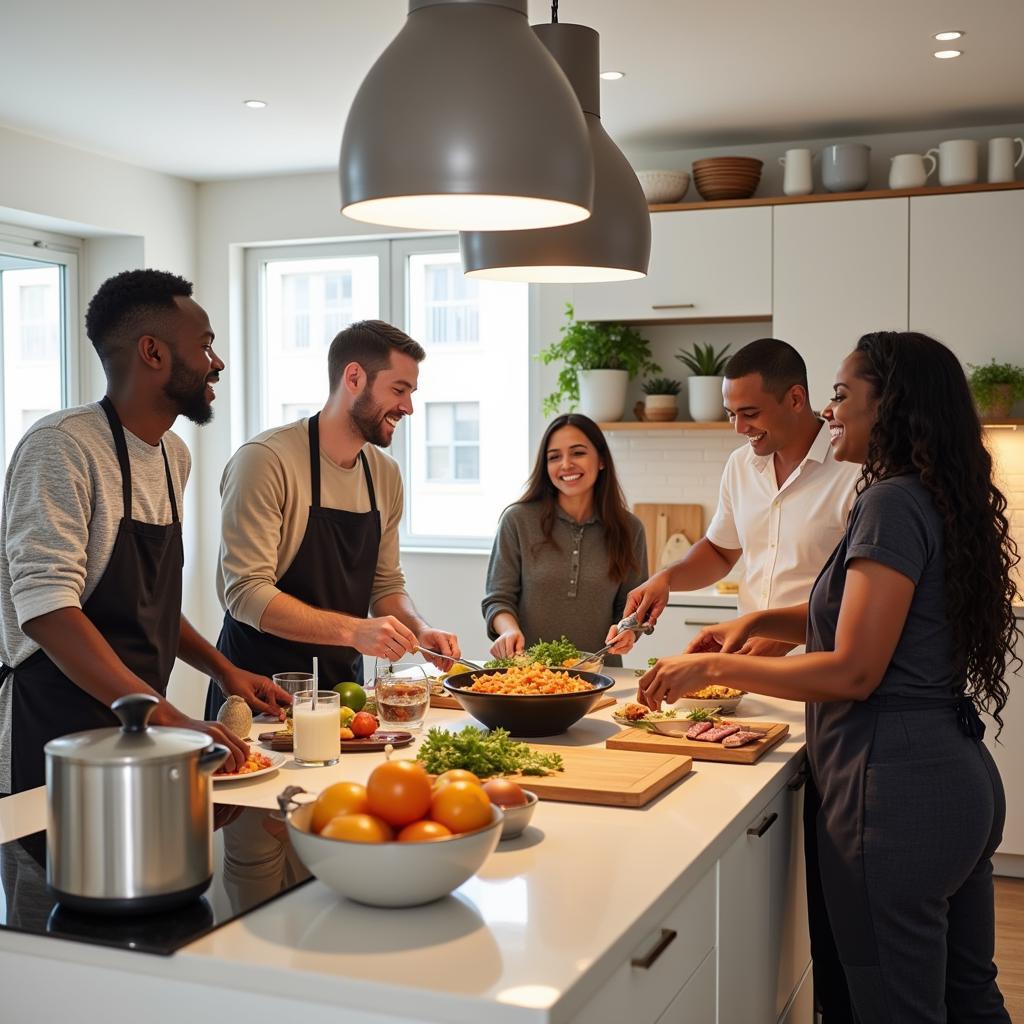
[1,0,1021,182]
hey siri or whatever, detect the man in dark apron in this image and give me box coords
[207,320,460,717]
[0,270,290,795]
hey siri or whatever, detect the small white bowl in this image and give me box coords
[497,790,538,840]
[636,170,690,204]
[671,695,744,715]
[284,802,503,908]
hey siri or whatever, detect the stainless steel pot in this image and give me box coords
[44,693,229,914]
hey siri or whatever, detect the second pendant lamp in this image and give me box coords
[460,20,651,282]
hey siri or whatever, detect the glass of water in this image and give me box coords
[373,661,430,732]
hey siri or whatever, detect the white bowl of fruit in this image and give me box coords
[279,761,504,908]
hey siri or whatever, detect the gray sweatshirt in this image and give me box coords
[482,502,647,664]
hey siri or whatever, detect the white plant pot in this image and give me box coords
[687,376,726,422]
[643,394,679,422]
[577,369,629,422]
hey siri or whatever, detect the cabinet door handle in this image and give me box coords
[787,769,807,792]
[747,812,779,838]
[631,928,678,969]
[683,619,719,626]
[651,303,696,310]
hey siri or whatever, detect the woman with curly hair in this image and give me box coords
[483,413,646,664]
[639,332,1018,1023]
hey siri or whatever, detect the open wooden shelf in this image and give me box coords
[648,179,1024,214]
[981,419,1024,429]
[598,420,734,431]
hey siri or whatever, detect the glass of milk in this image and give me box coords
[292,690,341,766]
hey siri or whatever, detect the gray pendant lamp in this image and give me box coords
[340,0,594,232]
[459,19,650,282]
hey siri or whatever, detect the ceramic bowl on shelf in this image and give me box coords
[636,170,690,204]
[282,798,503,908]
[691,157,763,201]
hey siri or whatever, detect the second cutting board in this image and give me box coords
[606,721,790,764]
[503,746,693,808]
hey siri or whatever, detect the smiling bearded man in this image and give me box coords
[206,319,462,720]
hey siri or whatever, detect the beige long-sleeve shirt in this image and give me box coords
[216,418,407,630]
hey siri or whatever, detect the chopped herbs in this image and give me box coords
[484,635,581,670]
[417,726,565,777]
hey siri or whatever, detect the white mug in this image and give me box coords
[889,152,937,190]
[926,139,978,187]
[778,148,813,196]
[987,137,1024,183]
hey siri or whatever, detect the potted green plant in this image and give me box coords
[538,303,660,421]
[676,342,732,422]
[641,377,682,421]
[967,360,1024,419]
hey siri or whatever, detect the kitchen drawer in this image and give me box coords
[572,867,716,1024]
[655,947,716,1023]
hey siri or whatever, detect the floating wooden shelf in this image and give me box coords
[598,420,734,431]
[648,179,1024,214]
[981,419,1024,429]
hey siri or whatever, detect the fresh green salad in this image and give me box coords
[417,726,565,777]
[484,636,581,670]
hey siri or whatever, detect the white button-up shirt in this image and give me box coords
[705,422,862,616]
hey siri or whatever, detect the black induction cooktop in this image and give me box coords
[0,804,312,956]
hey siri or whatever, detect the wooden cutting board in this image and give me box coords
[633,504,704,575]
[606,721,789,765]
[429,693,617,714]
[502,745,693,807]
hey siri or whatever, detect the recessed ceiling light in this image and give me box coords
[243,99,267,109]
[600,70,625,81]
[933,49,963,59]
[934,30,964,41]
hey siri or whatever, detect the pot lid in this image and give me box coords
[45,693,214,766]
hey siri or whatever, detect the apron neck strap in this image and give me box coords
[307,414,378,512]
[99,397,179,524]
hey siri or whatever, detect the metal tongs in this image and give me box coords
[567,614,655,668]
[415,646,485,672]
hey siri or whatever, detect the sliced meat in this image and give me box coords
[696,723,741,743]
[685,721,714,739]
[722,730,763,748]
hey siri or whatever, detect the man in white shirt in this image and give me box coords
[615,337,861,655]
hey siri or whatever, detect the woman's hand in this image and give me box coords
[637,654,719,710]
[490,628,525,660]
[684,613,759,655]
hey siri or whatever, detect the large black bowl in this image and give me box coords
[442,668,614,737]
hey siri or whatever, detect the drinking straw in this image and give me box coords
[312,656,318,710]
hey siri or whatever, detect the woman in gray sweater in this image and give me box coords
[482,414,647,665]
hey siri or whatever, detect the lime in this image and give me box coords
[333,681,367,712]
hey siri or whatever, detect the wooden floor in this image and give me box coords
[995,877,1024,1020]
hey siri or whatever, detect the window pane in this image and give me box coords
[1,259,65,476]
[426,446,450,481]
[426,402,453,443]
[413,254,480,344]
[454,445,479,481]
[453,402,479,442]
[263,255,380,429]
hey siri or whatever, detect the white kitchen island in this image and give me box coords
[0,671,810,1024]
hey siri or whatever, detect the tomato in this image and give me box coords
[482,778,528,808]
[350,711,379,738]
[396,819,453,842]
[311,781,370,834]
[366,759,433,827]
[429,779,493,834]
[320,813,393,843]
[433,768,481,792]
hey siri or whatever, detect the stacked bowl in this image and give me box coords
[692,157,763,201]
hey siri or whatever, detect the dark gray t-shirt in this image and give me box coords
[806,474,956,699]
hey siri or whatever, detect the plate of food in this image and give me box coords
[213,749,285,783]
[671,685,745,714]
[611,702,681,730]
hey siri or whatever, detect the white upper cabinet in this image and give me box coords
[772,199,909,409]
[571,207,772,323]
[909,191,1024,365]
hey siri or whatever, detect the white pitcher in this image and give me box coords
[926,139,979,187]
[889,152,937,190]
[988,137,1024,183]
[778,148,813,196]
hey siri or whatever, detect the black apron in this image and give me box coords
[207,414,381,717]
[2,397,184,794]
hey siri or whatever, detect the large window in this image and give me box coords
[0,242,78,478]
[247,238,529,546]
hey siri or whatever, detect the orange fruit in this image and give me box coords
[311,781,370,834]
[429,779,492,834]
[432,768,482,792]
[366,759,433,827]
[320,813,394,843]
[396,819,453,842]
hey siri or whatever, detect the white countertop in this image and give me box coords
[0,671,806,1024]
